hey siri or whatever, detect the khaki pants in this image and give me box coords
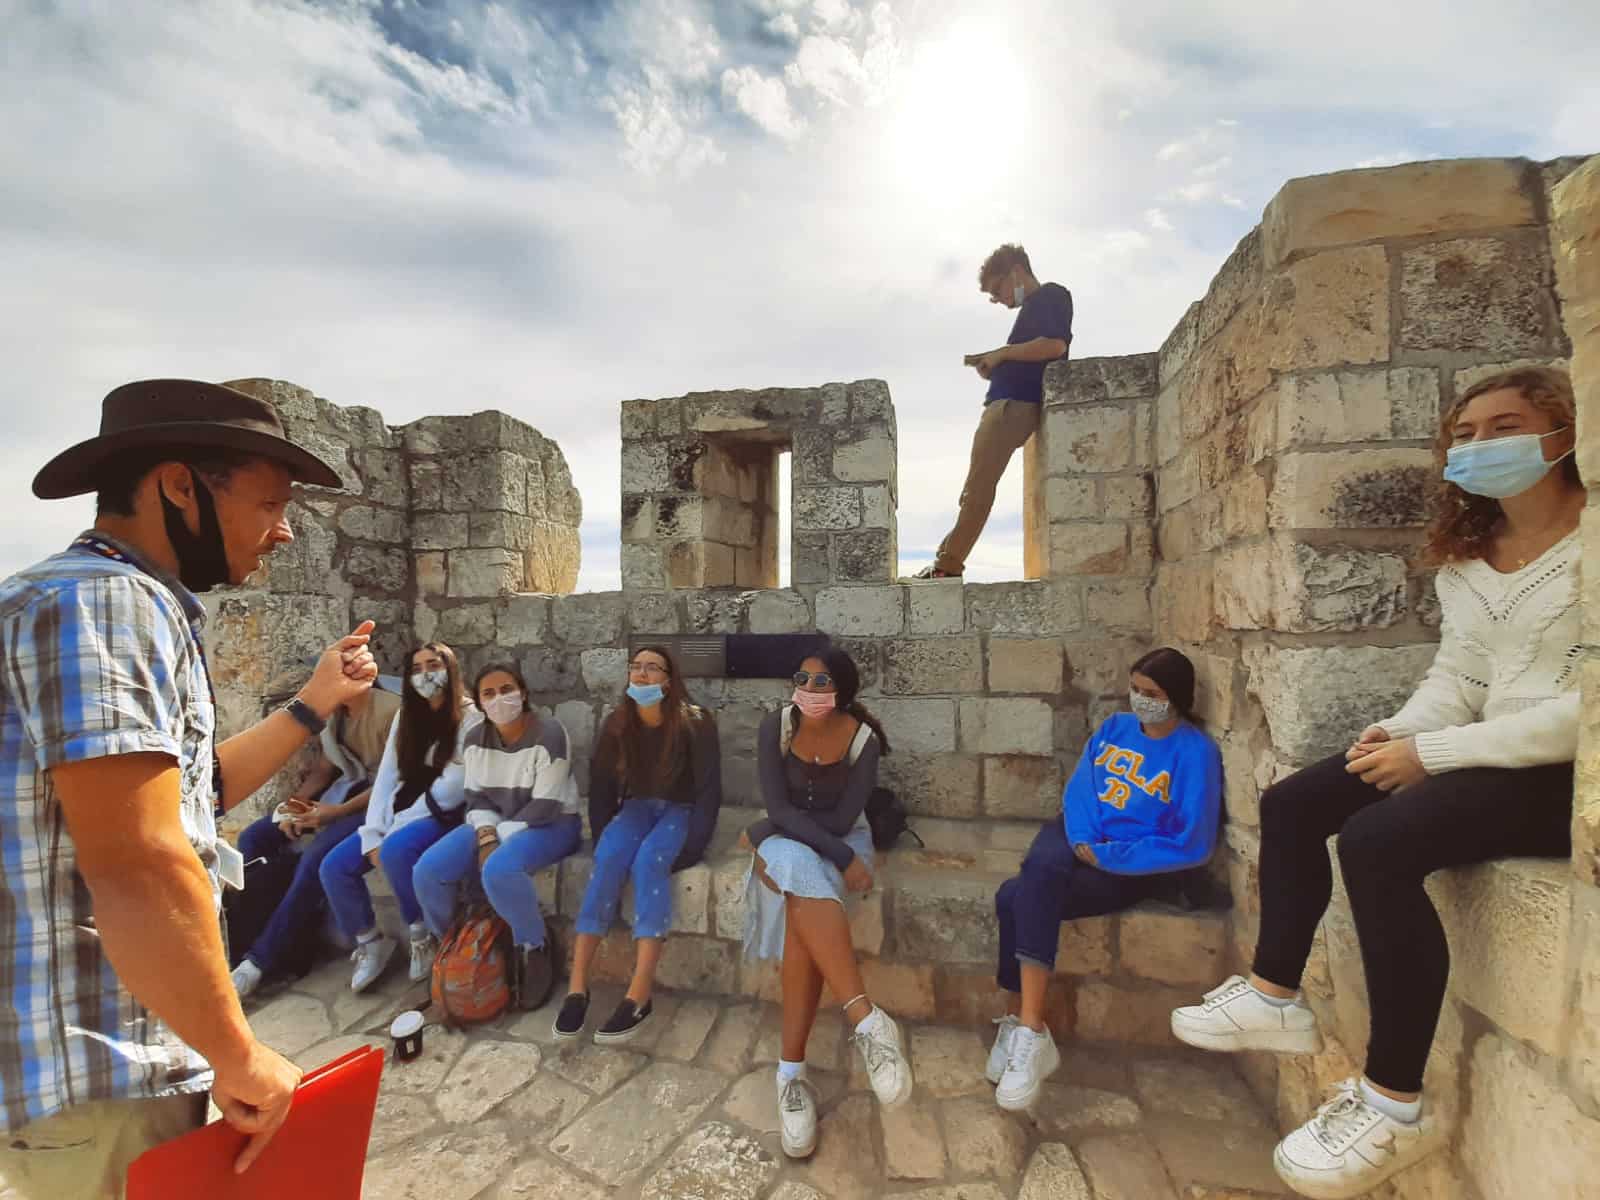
[934,398,1041,574]
[0,1093,206,1200]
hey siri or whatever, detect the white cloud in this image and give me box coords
[722,66,805,139]
[767,12,801,40]
[784,34,867,103]
[1145,207,1174,232]
[1175,179,1245,207]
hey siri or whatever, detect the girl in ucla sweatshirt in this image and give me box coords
[988,647,1221,1112]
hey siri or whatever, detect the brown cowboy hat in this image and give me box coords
[32,379,344,499]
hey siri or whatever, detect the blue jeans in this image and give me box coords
[319,817,449,938]
[237,808,365,975]
[994,818,1155,992]
[577,798,691,942]
[414,816,581,948]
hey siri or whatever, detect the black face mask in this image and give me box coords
[159,469,231,593]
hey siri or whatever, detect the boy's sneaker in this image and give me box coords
[513,943,555,1012]
[1273,1080,1443,1199]
[231,959,263,1000]
[994,1024,1060,1111]
[778,1077,819,1159]
[851,1006,913,1107]
[985,1015,1020,1085]
[1171,974,1323,1055]
[407,933,438,983]
[553,992,590,1041]
[594,998,653,1045]
[349,934,397,992]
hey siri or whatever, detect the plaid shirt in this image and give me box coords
[0,532,217,1132]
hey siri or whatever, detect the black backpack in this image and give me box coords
[865,787,924,852]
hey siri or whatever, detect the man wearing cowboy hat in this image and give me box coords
[0,380,381,1198]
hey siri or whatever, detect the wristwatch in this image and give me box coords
[284,697,327,736]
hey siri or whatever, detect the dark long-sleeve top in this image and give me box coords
[746,709,880,871]
[588,707,722,873]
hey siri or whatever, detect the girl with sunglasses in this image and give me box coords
[552,645,722,1044]
[740,645,910,1160]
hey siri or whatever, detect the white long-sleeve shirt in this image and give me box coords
[358,708,484,855]
[1378,530,1580,773]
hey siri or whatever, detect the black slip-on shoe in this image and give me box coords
[593,998,653,1045]
[553,991,590,1041]
[513,943,555,1013]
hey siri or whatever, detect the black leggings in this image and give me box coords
[1252,752,1572,1093]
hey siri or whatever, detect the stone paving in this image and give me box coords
[241,949,1298,1200]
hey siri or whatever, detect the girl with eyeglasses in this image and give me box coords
[1171,367,1582,1199]
[552,645,722,1044]
[739,645,910,1160]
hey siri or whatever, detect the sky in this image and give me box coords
[2,0,1596,590]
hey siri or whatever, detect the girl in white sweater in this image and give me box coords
[1170,367,1582,1200]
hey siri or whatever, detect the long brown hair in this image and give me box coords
[606,644,700,791]
[396,642,465,798]
[1422,366,1579,565]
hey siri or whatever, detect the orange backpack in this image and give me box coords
[430,905,513,1026]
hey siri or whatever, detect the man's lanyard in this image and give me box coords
[71,533,225,813]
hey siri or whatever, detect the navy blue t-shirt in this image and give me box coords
[986,282,1073,405]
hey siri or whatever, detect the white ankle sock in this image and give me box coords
[776,1059,807,1086]
[1360,1078,1421,1124]
[1249,983,1294,1008]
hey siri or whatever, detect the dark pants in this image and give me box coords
[1252,752,1573,1093]
[995,817,1156,992]
[237,810,365,975]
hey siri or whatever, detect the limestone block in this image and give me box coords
[620,398,654,439]
[667,542,736,589]
[861,483,894,529]
[1159,301,1202,390]
[1102,474,1153,520]
[344,545,408,594]
[987,638,1064,694]
[1057,915,1114,975]
[580,647,628,697]
[650,494,703,541]
[1268,449,1436,529]
[894,877,999,965]
[408,459,443,511]
[1215,535,1407,633]
[1050,522,1132,575]
[1427,858,1572,1057]
[1462,1032,1600,1200]
[549,1062,725,1186]
[1046,476,1098,520]
[552,591,626,646]
[983,755,1063,820]
[1259,244,1391,375]
[869,697,957,754]
[908,580,965,634]
[748,589,811,633]
[1085,580,1153,635]
[436,602,495,646]
[959,698,1054,755]
[879,752,982,818]
[1045,404,1134,474]
[849,378,895,423]
[336,505,407,545]
[1118,910,1228,986]
[1063,638,1151,698]
[793,485,861,531]
[1275,368,1442,449]
[791,426,833,485]
[1155,559,1214,644]
[1018,1143,1092,1200]
[1243,643,1437,765]
[967,581,1083,636]
[1046,354,1158,406]
[815,584,904,636]
[446,548,519,598]
[412,512,469,551]
[791,532,830,585]
[1262,158,1538,268]
[495,594,549,646]
[621,442,672,493]
[683,590,752,634]
[1402,233,1561,357]
[641,1121,779,1199]
[1075,979,1194,1047]
[833,429,895,482]
[882,637,982,695]
[1568,891,1600,1108]
[832,528,895,583]
[528,522,580,594]
[620,543,665,591]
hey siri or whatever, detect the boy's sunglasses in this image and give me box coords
[793,670,835,689]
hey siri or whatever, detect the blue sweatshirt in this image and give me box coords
[1062,712,1222,875]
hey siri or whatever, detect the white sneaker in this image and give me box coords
[349,934,397,992]
[1273,1081,1442,1199]
[995,1024,1061,1111]
[408,934,438,982]
[231,959,263,1000]
[778,1077,818,1159]
[851,1007,913,1107]
[985,1015,1020,1085]
[1171,974,1323,1054]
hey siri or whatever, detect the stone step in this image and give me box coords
[364,807,1232,1045]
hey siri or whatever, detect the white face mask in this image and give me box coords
[1012,282,1026,306]
[410,669,447,699]
[1130,690,1172,725]
[483,691,524,726]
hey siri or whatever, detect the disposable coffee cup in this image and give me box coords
[390,1010,425,1062]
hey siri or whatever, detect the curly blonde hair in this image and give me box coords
[1421,366,1579,565]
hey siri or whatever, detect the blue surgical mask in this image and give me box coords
[627,682,665,708]
[1443,428,1571,499]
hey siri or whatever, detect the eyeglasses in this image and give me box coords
[629,661,669,678]
[793,670,835,689]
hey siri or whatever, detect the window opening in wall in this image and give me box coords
[778,449,792,588]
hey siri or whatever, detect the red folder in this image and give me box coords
[127,1045,384,1199]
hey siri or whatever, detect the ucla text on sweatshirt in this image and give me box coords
[1062,712,1222,875]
